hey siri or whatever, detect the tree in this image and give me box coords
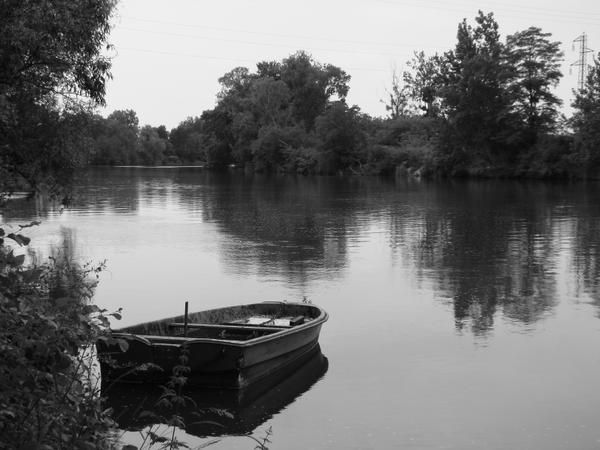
[315,102,367,173]
[438,11,514,159]
[139,125,168,165]
[169,116,206,164]
[381,68,411,119]
[199,52,352,171]
[90,110,140,165]
[571,54,600,171]
[403,52,443,117]
[250,77,292,127]
[505,27,563,139]
[0,0,116,199]
[279,51,351,130]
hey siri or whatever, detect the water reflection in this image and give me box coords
[3,169,600,332]
[103,345,328,438]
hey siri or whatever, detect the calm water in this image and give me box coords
[3,167,600,449]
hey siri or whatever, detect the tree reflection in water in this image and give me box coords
[4,169,600,333]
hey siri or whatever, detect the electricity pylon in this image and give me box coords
[571,33,593,91]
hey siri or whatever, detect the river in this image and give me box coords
[2,167,600,449]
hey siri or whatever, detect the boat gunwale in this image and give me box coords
[111,302,328,348]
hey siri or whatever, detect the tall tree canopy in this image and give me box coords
[0,0,116,200]
[195,51,352,171]
[505,27,563,139]
[439,11,513,155]
[571,54,600,171]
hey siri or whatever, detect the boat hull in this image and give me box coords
[98,302,327,388]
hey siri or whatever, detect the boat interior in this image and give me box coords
[117,303,320,341]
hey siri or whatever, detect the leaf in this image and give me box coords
[148,431,169,444]
[82,304,100,314]
[7,233,30,246]
[7,252,25,267]
[137,410,159,420]
[19,221,41,229]
[21,268,42,283]
[0,228,4,237]
[110,312,122,320]
[55,297,72,307]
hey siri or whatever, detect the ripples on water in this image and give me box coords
[2,168,600,449]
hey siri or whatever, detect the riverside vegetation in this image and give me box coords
[83,12,600,179]
[1,1,600,449]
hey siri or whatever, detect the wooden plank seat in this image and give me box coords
[169,322,288,332]
[225,316,306,327]
[167,322,288,341]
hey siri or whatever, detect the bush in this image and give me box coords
[0,222,119,450]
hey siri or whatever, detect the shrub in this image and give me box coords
[0,222,119,450]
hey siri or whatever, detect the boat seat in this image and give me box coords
[168,323,288,332]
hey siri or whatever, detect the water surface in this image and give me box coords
[3,168,600,449]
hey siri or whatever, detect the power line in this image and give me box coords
[118,26,427,58]
[371,0,600,24]
[121,15,436,50]
[116,47,392,73]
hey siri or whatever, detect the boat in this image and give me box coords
[97,301,328,389]
[104,344,328,437]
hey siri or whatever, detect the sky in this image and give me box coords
[102,0,600,130]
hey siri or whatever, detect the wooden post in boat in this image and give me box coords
[184,301,189,337]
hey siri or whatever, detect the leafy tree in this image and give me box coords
[198,52,351,171]
[279,51,351,130]
[250,77,292,127]
[315,102,367,173]
[217,66,252,103]
[139,125,169,165]
[505,27,564,139]
[381,68,411,119]
[199,108,234,168]
[0,0,116,198]
[438,11,514,160]
[403,51,443,117]
[571,54,600,170]
[169,116,206,164]
[90,110,140,165]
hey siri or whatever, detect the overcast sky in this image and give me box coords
[102,0,600,129]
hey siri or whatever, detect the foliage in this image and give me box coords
[438,11,514,159]
[505,27,564,139]
[269,51,351,131]
[315,102,367,174]
[0,0,117,199]
[571,54,600,174]
[140,126,169,165]
[381,68,411,119]
[403,52,443,117]
[166,51,355,173]
[90,110,141,165]
[251,125,312,172]
[0,222,121,449]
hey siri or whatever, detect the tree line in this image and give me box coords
[81,12,600,179]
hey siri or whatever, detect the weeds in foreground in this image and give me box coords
[115,346,271,450]
[0,221,121,449]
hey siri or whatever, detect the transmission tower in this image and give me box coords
[571,33,593,91]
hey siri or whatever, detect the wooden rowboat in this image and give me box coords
[97,301,328,389]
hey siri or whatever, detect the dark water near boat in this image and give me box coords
[3,167,600,449]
